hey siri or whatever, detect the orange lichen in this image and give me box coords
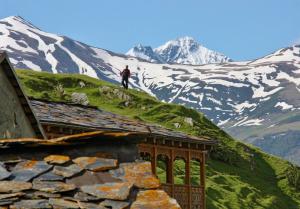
[22,160,38,169]
[73,157,97,168]
[131,190,181,209]
[95,182,128,192]
[44,155,70,164]
[87,157,97,164]
[114,162,160,189]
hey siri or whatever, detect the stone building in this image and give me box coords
[0,52,44,139]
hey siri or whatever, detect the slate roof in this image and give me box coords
[0,154,181,209]
[30,99,216,145]
[0,52,45,139]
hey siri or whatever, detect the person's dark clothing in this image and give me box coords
[122,76,129,89]
[120,68,131,89]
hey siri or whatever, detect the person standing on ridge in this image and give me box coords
[120,65,131,89]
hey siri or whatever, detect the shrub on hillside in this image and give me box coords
[286,164,300,191]
[210,142,240,165]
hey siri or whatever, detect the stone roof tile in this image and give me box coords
[53,164,83,178]
[44,155,70,165]
[131,190,181,209]
[35,171,65,181]
[11,160,52,182]
[100,199,130,209]
[0,165,10,181]
[80,182,133,201]
[110,162,160,189]
[32,181,76,193]
[49,198,79,209]
[0,181,32,193]
[12,199,51,209]
[73,157,118,172]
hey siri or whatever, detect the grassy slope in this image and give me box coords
[16,69,300,209]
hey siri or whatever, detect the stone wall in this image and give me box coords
[0,65,36,138]
[0,155,181,208]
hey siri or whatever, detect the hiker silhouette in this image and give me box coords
[120,65,131,89]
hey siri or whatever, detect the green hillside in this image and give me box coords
[16,69,300,209]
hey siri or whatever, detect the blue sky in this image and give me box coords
[1,0,300,61]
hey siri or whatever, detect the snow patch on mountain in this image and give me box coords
[126,44,164,63]
[275,102,294,110]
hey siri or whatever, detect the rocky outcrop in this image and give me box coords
[71,92,89,106]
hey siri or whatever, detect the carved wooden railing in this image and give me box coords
[161,183,204,209]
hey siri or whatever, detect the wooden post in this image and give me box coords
[170,149,174,197]
[151,146,157,176]
[186,150,191,209]
[200,152,206,209]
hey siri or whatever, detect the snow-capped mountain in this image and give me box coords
[1,16,300,165]
[127,36,232,65]
[126,44,164,63]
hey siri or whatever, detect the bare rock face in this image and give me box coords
[71,92,89,106]
[80,182,133,201]
[73,157,117,172]
[131,190,181,209]
[110,162,160,189]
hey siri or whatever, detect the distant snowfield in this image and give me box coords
[1,16,300,132]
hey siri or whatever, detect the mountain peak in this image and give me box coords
[176,36,196,42]
[126,36,231,65]
[2,15,27,23]
[126,44,164,63]
[1,15,39,30]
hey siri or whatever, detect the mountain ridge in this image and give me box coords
[0,15,300,165]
